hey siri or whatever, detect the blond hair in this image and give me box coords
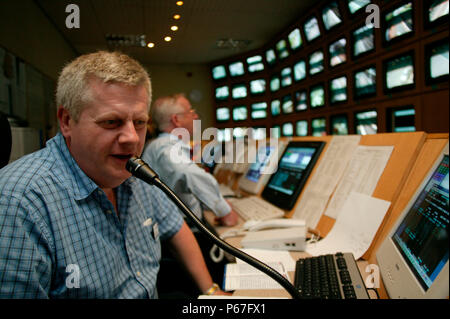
[56,51,151,121]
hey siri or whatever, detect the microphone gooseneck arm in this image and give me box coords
[127,157,302,299]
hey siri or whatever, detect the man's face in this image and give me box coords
[174,96,198,136]
[59,78,149,189]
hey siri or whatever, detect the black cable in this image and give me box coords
[127,157,302,300]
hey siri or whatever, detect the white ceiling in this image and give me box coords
[35,0,317,65]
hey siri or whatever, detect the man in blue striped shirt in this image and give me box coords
[0,51,225,298]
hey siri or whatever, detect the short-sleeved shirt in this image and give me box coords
[0,133,183,298]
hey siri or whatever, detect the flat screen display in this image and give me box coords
[262,141,325,210]
[353,24,374,57]
[384,2,413,43]
[355,66,376,98]
[212,65,226,80]
[244,145,277,183]
[322,1,342,30]
[288,28,302,50]
[304,16,321,42]
[385,53,414,90]
[232,106,247,121]
[329,38,347,67]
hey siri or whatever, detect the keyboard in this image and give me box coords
[218,184,236,197]
[294,252,369,299]
[228,196,285,221]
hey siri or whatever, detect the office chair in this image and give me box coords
[0,112,12,168]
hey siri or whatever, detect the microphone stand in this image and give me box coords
[127,157,301,300]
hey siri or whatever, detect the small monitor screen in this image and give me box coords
[232,84,247,99]
[271,126,281,138]
[270,76,281,92]
[282,123,294,137]
[322,1,343,30]
[295,91,307,111]
[217,128,232,142]
[251,102,267,120]
[428,0,449,23]
[296,120,308,136]
[348,0,371,14]
[244,145,277,183]
[281,67,292,87]
[216,107,230,122]
[288,28,303,50]
[355,110,377,135]
[389,107,415,132]
[212,65,226,80]
[391,155,449,291]
[266,49,276,65]
[309,50,324,75]
[330,76,347,103]
[276,39,289,60]
[429,41,449,80]
[271,99,281,116]
[250,127,267,140]
[329,38,347,67]
[282,95,293,114]
[250,79,266,95]
[331,114,349,135]
[385,53,414,90]
[304,16,321,42]
[312,118,326,136]
[355,66,376,98]
[232,106,247,121]
[262,141,325,210]
[229,61,245,77]
[384,2,413,43]
[247,55,264,73]
[215,86,229,101]
[293,60,306,81]
[310,84,325,108]
[353,24,374,57]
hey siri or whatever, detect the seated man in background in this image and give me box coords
[0,51,226,298]
[142,94,238,294]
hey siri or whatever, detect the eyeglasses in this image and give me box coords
[176,108,197,116]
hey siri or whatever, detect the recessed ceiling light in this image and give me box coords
[147,42,155,48]
[164,36,172,42]
[171,26,178,31]
[176,1,183,6]
[173,14,181,20]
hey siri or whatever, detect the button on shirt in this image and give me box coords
[142,133,231,220]
[0,133,183,298]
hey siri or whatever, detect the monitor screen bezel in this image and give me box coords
[211,65,227,81]
[329,75,348,105]
[425,38,450,85]
[261,140,325,210]
[382,1,415,47]
[383,50,416,94]
[351,23,375,60]
[423,0,450,29]
[321,1,343,32]
[353,64,377,100]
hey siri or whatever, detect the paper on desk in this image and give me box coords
[292,135,361,228]
[306,192,391,259]
[223,262,288,290]
[324,145,393,219]
[236,248,296,271]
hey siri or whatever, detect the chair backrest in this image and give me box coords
[0,112,12,168]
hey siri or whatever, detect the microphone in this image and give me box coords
[127,157,301,299]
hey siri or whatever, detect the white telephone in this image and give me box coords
[242,218,306,232]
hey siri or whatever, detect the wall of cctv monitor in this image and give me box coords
[210,0,448,133]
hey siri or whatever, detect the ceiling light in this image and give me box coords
[173,14,181,20]
[176,1,184,6]
[147,42,155,48]
[164,36,172,42]
[171,26,178,31]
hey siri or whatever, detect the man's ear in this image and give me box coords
[57,105,72,138]
[170,113,180,128]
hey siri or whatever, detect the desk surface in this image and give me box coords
[203,210,375,299]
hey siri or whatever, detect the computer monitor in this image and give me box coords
[293,60,306,82]
[330,114,349,135]
[229,61,245,77]
[215,86,229,101]
[304,16,321,42]
[281,67,292,87]
[425,0,449,27]
[239,140,288,194]
[249,79,266,95]
[266,49,276,66]
[352,24,375,58]
[329,38,347,67]
[355,109,377,135]
[288,28,302,51]
[247,55,264,73]
[282,123,294,137]
[295,90,307,112]
[270,76,281,92]
[309,50,324,75]
[354,66,377,99]
[388,106,415,132]
[271,99,281,116]
[347,0,371,14]
[310,84,325,108]
[216,107,230,122]
[311,117,327,136]
[232,84,248,99]
[330,76,347,104]
[276,39,289,60]
[383,2,413,45]
[296,120,308,136]
[212,65,227,80]
[376,143,449,298]
[232,106,247,121]
[322,1,342,30]
[384,52,415,92]
[282,95,293,114]
[251,102,267,120]
[261,141,325,210]
[425,40,449,84]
